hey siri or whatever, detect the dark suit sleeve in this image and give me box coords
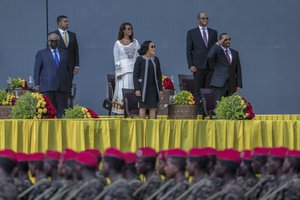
[34,51,42,86]
[133,57,141,91]
[156,57,163,91]
[73,33,79,67]
[207,44,219,68]
[236,52,243,88]
[186,30,193,68]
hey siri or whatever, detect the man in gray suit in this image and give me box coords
[34,33,71,118]
[208,33,243,101]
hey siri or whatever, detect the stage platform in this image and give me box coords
[0,115,300,153]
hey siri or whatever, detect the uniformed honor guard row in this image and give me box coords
[0,146,299,199]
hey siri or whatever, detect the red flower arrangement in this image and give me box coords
[85,107,99,118]
[162,75,174,90]
[242,97,255,119]
[43,95,57,118]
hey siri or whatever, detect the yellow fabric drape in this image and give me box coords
[0,117,299,153]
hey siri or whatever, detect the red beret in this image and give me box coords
[104,148,124,160]
[252,147,269,156]
[188,148,209,158]
[286,150,300,158]
[136,147,157,158]
[28,153,44,161]
[124,152,137,164]
[45,150,61,161]
[241,150,252,161]
[75,151,98,168]
[218,149,241,164]
[166,148,187,158]
[62,149,78,162]
[158,150,167,161]
[203,147,217,156]
[85,149,101,158]
[269,147,288,158]
[16,152,28,162]
[0,149,17,162]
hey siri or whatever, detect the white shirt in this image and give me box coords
[199,25,209,41]
[221,46,232,63]
[58,28,69,46]
[50,48,60,62]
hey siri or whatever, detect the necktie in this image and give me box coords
[63,31,67,46]
[53,50,60,67]
[202,27,208,47]
[225,49,231,65]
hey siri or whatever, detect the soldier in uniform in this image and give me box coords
[124,152,142,195]
[177,148,215,200]
[65,151,104,200]
[24,153,51,200]
[156,150,167,177]
[13,152,32,196]
[156,148,189,200]
[134,147,161,200]
[50,149,78,200]
[34,150,62,200]
[0,149,18,200]
[207,149,245,200]
[94,147,132,200]
[85,148,107,186]
[257,147,288,199]
[237,150,258,193]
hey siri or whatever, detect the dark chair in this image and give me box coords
[200,88,216,119]
[102,74,115,115]
[122,89,139,118]
[178,74,195,95]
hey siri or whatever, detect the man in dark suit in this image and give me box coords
[34,33,71,118]
[186,12,218,114]
[51,15,79,107]
[208,33,243,101]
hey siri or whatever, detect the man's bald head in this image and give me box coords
[48,33,60,49]
[48,33,60,41]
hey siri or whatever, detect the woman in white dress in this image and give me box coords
[112,22,140,114]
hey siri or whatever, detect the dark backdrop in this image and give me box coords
[1,0,299,114]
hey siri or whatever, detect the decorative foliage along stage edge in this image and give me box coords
[173,90,195,105]
[8,77,28,90]
[215,93,255,120]
[64,105,98,119]
[0,90,16,106]
[11,92,56,119]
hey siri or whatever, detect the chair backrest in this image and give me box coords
[200,88,216,118]
[122,89,139,117]
[178,74,195,95]
[107,74,115,92]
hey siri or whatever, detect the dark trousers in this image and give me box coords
[193,69,213,114]
[42,91,69,118]
[213,81,235,102]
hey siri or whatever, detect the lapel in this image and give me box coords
[47,47,57,67]
[58,48,64,68]
[207,28,213,46]
[56,29,67,48]
[229,48,235,64]
[219,47,230,66]
[196,27,206,47]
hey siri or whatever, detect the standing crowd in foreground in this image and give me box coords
[0,146,299,199]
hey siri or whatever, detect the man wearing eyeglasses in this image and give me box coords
[208,33,243,101]
[186,12,218,114]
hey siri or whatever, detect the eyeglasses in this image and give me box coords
[150,45,156,49]
[48,40,59,42]
[224,38,231,41]
[201,17,209,20]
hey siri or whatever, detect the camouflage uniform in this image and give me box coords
[210,176,224,192]
[13,176,32,197]
[185,174,216,200]
[34,179,63,200]
[0,177,18,200]
[28,177,51,200]
[134,172,161,200]
[157,177,189,200]
[237,176,258,193]
[245,174,276,199]
[207,180,245,200]
[96,170,108,187]
[67,178,104,200]
[127,177,142,196]
[102,177,132,200]
[48,179,77,200]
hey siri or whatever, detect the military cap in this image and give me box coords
[217,149,241,164]
[104,147,124,160]
[0,149,17,162]
[136,147,157,158]
[75,151,98,168]
[124,152,137,164]
[45,150,61,161]
[28,152,44,161]
[241,150,252,161]
[269,147,288,158]
[16,152,28,162]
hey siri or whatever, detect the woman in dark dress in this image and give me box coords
[133,40,162,119]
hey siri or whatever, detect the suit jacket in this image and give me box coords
[34,47,71,93]
[133,56,162,102]
[186,27,218,69]
[52,29,79,73]
[208,44,243,90]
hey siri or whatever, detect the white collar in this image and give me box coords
[199,25,208,30]
[221,45,230,52]
[50,47,58,52]
[58,28,67,34]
